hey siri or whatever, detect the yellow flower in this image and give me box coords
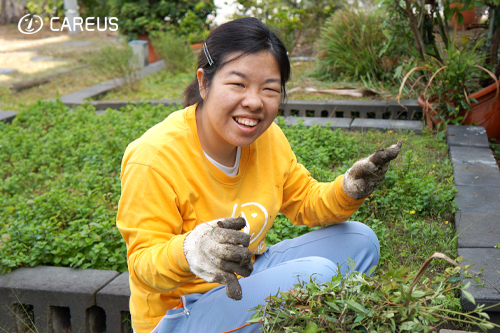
[433,164,436,168]
[445,221,449,224]
[410,210,415,214]
[388,130,393,134]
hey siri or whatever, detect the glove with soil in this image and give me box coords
[343,140,403,199]
[183,216,253,300]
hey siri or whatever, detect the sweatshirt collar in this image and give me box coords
[185,104,250,185]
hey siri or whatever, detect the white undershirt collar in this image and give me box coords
[203,147,241,177]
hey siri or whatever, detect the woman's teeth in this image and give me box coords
[234,117,258,127]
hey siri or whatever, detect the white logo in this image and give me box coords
[18,14,118,34]
[18,14,43,34]
[231,202,269,245]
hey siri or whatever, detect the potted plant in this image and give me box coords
[394,0,500,140]
[110,0,215,64]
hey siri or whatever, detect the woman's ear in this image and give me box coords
[197,68,207,101]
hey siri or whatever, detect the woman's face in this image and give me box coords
[196,51,282,160]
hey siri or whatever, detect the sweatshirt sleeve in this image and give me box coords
[116,162,196,294]
[279,142,367,227]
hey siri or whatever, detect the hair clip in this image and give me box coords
[203,42,214,66]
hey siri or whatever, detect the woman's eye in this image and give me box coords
[232,83,244,87]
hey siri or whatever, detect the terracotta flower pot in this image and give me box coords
[449,2,481,29]
[418,82,500,140]
[191,42,203,54]
[138,34,161,64]
[466,82,500,140]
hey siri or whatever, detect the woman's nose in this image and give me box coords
[241,89,263,111]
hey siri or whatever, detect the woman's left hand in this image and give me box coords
[343,140,403,199]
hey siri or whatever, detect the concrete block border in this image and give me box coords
[446,125,500,332]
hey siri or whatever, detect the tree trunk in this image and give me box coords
[0,0,26,25]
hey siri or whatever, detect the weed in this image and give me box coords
[250,254,499,332]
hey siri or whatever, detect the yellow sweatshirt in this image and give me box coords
[116,104,366,333]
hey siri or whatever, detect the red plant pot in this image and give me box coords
[466,82,500,140]
[449,2,481,29]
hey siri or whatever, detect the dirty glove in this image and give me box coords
[343,140,403,199]
[183,216,253,300]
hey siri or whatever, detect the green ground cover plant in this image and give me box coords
[0,101,455,277]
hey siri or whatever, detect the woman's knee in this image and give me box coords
[329,221,379,252]
[287,256,338,283]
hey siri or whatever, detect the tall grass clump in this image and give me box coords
[316,9,403,84]
[151,32,197,75]
[88,43,142,92]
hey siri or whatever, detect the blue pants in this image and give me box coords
[154,221,380,333]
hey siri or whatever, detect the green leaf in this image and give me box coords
[462,290,476,305]
[478,322,494,330]
[301,321,319,333]
[346,300,366,313]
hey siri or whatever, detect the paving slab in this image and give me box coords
[455,185,500,212]
[279,116,351,130]
[350,118,423,133]
[0,68,18,74]
[456,211,500,248]
[0,111,18,123]
[447,125,490,148]
[453,162,500,187]
[96,272,130,333]
[449,146,498,166]
[0,266,119,333]
[458,248,500,312]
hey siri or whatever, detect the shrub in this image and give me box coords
[0,100,178,274]
[316,9,405,83]
[109,0,215,42]
[150,32,197,75]
[234,0,344,53]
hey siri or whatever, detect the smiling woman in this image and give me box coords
[116,17,401,333]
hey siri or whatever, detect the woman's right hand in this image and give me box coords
[183,217,253,300]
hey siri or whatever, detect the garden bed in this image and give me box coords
[0,100,455,276]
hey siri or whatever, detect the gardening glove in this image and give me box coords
[183,216,253,300]
[343,140,403,199]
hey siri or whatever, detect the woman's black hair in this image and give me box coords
[183,17,291,107]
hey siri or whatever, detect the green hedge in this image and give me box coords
[0,101,456,274]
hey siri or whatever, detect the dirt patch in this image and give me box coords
[0,23,123,111]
